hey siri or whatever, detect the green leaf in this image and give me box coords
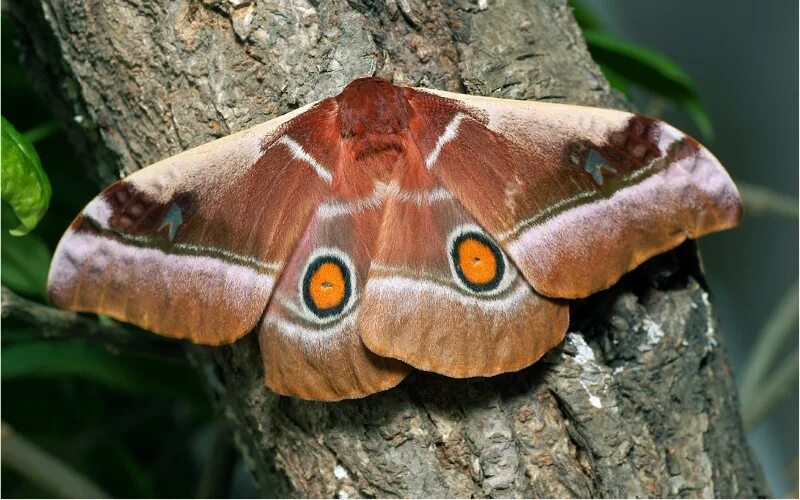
[583,30,714,140]
[1,117,52,235]
[584,30,695,92]
[1,423,111,499]
[1,205,52,298]
[1,327,42,343]
[569,0,603,31]
[23,120,61,145]
[1,341,207,406]
[740,282,799,429]
[742,348,798,430]
[680,97,714,142]
[596,64,630,98]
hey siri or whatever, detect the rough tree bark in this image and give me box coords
[10,0,768,497]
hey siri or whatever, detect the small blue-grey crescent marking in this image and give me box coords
[584,149,617,185]
[158,202,183,242]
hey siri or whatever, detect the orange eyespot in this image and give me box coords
[302,255,352,318]
[451,232,505,292]
[457,238,498,285]
[308,262,346,309]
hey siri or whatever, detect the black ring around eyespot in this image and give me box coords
[450,231,505,292]
[302,255,352,319]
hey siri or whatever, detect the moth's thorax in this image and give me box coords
[336,77,412,138]
[335,77,417,179]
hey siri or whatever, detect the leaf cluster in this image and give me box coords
[0,16,227,498]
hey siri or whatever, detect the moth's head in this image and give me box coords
[335,77,412,139]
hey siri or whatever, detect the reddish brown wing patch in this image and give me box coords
[48,101,338,344]
[407,88,742,299]
[358,158,569,378]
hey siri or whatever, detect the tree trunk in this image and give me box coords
[10,0,768,497]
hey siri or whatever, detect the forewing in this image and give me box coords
[47,100,340,344]
[405,87,742,298]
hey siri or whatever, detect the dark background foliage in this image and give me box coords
[1,1,797,497]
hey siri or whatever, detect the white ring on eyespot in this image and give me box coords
[446,223,517,297]
[295,247,359,326]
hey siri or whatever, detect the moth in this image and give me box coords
[47,77,742,401]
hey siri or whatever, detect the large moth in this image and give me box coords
[47,77,741,401]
